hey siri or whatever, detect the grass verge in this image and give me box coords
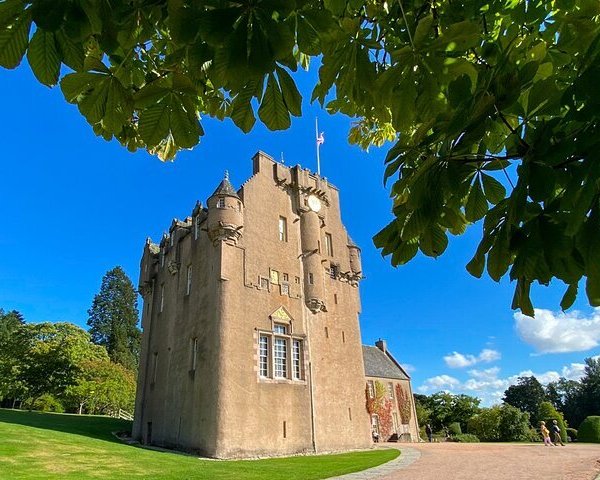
[0,409,399,479]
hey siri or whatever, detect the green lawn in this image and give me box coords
[0,409,399,479]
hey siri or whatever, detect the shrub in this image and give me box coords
[527,427,542,442]
[578,416,600,443]
[566,428,577,441]
[448,422,462,436]
[538,401,567,443]
[451,433,480,443]
[467,406,501,441]
[30,394,64,413]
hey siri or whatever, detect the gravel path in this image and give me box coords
[335,443,600,480]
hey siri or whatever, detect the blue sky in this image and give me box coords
[1,61,599,406]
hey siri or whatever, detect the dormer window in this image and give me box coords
[217,198,226,209]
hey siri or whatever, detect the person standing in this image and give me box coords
[425,424,433,443]
[540,421,554,446]
[552,420,565,446]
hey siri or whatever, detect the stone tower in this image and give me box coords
[133,152,372,458]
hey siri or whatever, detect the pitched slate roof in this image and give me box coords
[362,345,409,380]
[211,171,240,198]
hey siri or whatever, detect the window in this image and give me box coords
[292,340,302,380]
[367,380,375,399]
[152,352,159,384]
[278,216,288,242]
[308,273,314,284]
[295,276,300,284]
[388,382,394,399]
[194,215,201,240]
[274,338,287,378]
[325,233,333,256]
[186,265,192,295]
[273,323,287,334]
[342,330,345,343]
[280,283,289,296]
[258,323,304,381]
[259,276,270,290]
[282,273,289,281]
[190,338,198,372]
[217,198,226,208]
[259,336,269,377]
[160,284,165,312]
[334,293,338,304]
[270,269,279,285]
[330,263,338,279]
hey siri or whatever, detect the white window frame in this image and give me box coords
[292,340,302,380]
[259,335,270,377]
[217,197,226,209]
[274,337,287,378]
[325,233,333,256]
[160,284,165,312]
[258,324,304,382]
[190,338,198,372]
[278,216,288,242]
[186,265,192,295]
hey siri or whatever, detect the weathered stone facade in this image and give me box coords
[132,151,418,458]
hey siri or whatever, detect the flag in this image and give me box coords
[316,132,325,145]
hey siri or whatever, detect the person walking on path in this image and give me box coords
[552,420,565,446]
[425,424,433,443]
[540,421,554,446]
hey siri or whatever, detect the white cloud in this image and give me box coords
[514,308,600,353]
[443,348,501,368]
[417,375,460,392]
[417,361,592,406]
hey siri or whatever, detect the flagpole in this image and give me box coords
[315,117,321,176]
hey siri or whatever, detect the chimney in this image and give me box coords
[375,339,387,353]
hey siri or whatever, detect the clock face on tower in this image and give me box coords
[307,195,322,212]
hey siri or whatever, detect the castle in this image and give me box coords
[132,151,419,458]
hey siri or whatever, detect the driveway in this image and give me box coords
[378,443,600,480]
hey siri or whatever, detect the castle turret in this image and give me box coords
[347,234,362,282]
[207,171,244,245]
[300,209,326,313]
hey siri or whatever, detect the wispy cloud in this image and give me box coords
[514,308,600,353]
[444,348,501,368]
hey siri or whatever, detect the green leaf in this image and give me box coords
[414,14,433,48]
[139,99,171,148]
[465,178,488,222]
[585,275,600,307]
[511,279,534,316]
[391,239,418,266]
[560,283,578,310]
[103,77,132,135]
[466,251,485,278]
[528,162,556,202]
[55,29,84,71]
[170,96,201,149]
[448,74,471,108]
[230,82,258,133]
[0,10,31,69]
[487,239,511,281]
[27,29,61,86]
[420,225,448,257]
[276,66,302,117]
[258,73,290,130]
[481,173,506,205]
[297,15,320,55]
[0,0,24,29]
[60,72,104,103]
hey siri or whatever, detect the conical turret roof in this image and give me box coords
[347,234,360,249]
[210,171,240,199]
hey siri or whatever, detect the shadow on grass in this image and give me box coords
[0,408,131,444]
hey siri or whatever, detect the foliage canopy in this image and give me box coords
[1,0,600,312]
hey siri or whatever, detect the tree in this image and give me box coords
[65,358,136,415]
[0,309,27,404]
[18,322,107,402]
[467,406,501,442]
[503,376,546,425]
[87,266,141,370]
[497,404,531,442]
[420,392,480,432]
[546,378,582,428]
[1,1,599,313]
[413,394,432,428]
[577,357,600,425]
